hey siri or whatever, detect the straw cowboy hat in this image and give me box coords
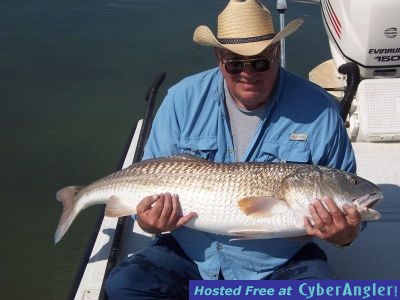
[193,0,303,56]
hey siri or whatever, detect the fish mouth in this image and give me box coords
[353,192,384,221]
[354,192,383,208]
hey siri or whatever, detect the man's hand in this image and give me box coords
[136,192,197,234]
[304,196,361,246]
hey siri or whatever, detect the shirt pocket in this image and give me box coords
[178,136,218,160]
[255,143,280,163]
[281,142,311,164]
[256,142,311,164]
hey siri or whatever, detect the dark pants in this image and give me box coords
[106,234,336,299]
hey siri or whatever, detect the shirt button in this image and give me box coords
[216,243,222,251]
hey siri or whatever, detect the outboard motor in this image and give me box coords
[321,0,400,79]
[320,0,400,142]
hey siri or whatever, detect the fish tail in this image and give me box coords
[54,186,83,244]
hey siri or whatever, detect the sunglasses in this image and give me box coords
[223,57,271,74]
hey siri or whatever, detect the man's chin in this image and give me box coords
[236,94,267,109]
[239,90,262,100]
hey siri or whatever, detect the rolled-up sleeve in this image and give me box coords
[142,90,181,160]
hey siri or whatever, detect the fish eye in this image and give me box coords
[346,174,360,185]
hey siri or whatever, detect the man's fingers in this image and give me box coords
[312,198,332,225]
[159,192,174,221]
[176,212,198,227]
[308,200,325,230]
[322,196,346,225]
[171,194,181,216]
[151,194,166,217]
[304,217,320,236]
[343,203,361,226]
[135,193,198,231]
[136,194,159,213]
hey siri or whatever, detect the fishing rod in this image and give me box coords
[276,0,287,68]
[98,72,166,300]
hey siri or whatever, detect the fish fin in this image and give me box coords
[169,154,208,161]
[105,196,136,217]
[54,186,83,244]
[228,229,271,240]
[229,229,309,241]
[238,196,285,218]
[132,154,211,168]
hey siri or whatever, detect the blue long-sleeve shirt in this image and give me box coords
[142,67,356,280]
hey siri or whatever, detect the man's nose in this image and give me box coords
[241,62,256,75]
[241,62,256,74]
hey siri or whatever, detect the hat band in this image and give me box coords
[217,34,275,44]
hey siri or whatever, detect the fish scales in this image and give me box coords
[79,161,302,234]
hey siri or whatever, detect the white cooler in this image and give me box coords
[352,78,400,142]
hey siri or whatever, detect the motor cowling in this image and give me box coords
[321,0,400,79]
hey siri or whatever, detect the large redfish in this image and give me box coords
[55,155,382,243]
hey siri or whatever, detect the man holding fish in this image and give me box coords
[105,0,363,298]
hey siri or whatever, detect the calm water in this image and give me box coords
[0,1,397,299]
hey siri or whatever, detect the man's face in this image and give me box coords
[217,45,280,110]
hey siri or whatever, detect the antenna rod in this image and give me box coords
[276,0,287,68]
